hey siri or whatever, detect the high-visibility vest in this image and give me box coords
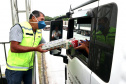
[6,22,42,71]
[95,27,116,47]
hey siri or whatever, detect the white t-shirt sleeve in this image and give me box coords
[9,24,23,42]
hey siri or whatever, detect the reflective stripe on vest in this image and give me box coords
[7,22,42,71]
[7,63,29,69]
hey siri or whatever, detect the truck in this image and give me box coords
[49,0,126,84]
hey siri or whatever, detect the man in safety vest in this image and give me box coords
[5,10,48,84]
[96,17,116,47]
[94,17,116,80]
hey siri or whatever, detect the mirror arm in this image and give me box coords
[53,54,68,64]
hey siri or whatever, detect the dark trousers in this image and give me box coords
[5,69,32,84]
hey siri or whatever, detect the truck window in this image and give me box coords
[89,3,118,82]
[67,17,91,65]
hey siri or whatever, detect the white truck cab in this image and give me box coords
[49,0,126,84]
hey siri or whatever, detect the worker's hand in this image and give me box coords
[80,39,89,48]
[74,39,89,50]
[74,42,87,50]
[35,44,48,53]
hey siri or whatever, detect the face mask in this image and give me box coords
[98,24,105,32]
[38,21,46,29]
[30,13,46,29]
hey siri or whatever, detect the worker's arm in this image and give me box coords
[11,41,48,53]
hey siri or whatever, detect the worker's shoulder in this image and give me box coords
[10,24,22,30]
[10,24,22,33]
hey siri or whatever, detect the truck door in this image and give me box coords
[90,2,118,84]
[66,16,92,84]
[66,1,99,84]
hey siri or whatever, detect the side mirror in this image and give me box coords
[49,20,63,55]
